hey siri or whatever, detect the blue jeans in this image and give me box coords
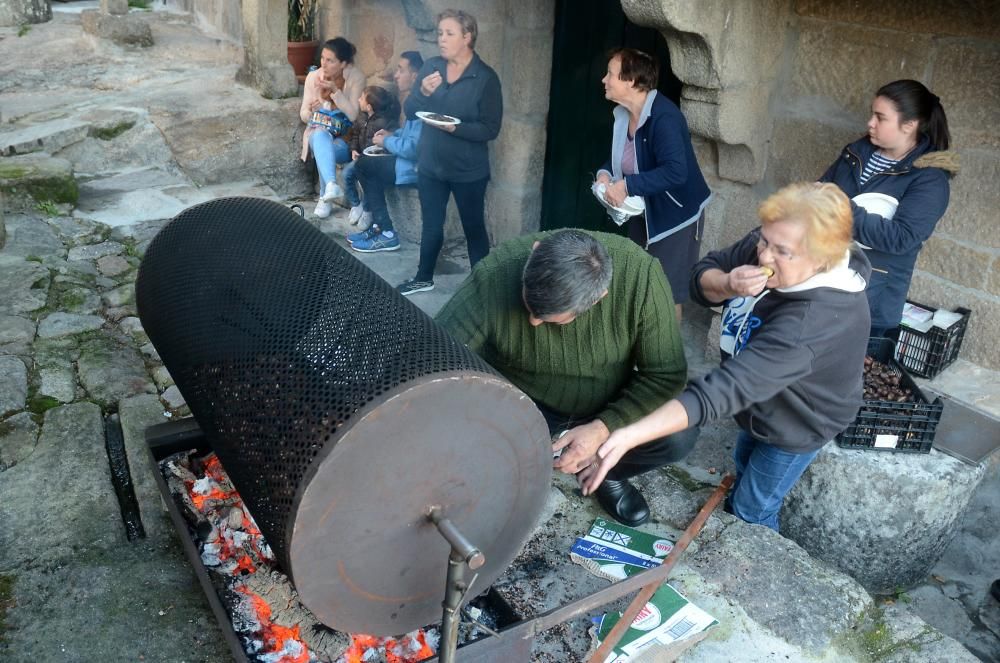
[309,130,350,192]
[726,430,820,531]
[342,159,364,208]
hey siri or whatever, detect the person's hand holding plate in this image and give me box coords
[604,179,628,208]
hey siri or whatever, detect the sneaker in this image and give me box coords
[348,205,364,225]
[356,211,374,231]
[322,181,343,202]
[314,199,333,218]
[352,230,400,253]
[347,226,379,244]
[397,278,434,295]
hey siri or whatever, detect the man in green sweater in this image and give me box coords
[436,229,695,526]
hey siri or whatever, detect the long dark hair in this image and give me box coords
[876,79,950,151]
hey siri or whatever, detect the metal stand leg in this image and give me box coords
[429,507,486,663]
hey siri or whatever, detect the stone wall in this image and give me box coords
[630,0,1000,370]
[315,0,555,246]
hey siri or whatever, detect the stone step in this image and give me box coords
[0,153,78,211]
[0,118,91,157]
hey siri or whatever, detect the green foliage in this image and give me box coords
[35,200,60,217]
[27,395,61,417]
[17,24,30,38]
[25,255,43,264]
[91,121,135,141]
[128,0,151,8]
[288,0,316,42]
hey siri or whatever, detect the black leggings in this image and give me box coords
[415,173,490,281]
[537,403,699,481]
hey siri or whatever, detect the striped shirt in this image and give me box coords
[860,151,899,185]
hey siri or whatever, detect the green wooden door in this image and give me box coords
[540,0,681,232]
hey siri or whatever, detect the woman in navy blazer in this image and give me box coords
[596,48,711,318]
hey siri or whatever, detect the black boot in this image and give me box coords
[595,478,649,527]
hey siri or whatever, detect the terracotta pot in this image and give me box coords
[287,40,319,77]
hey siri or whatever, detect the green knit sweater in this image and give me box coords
[435,231,687,431]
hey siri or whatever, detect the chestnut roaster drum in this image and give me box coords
[135,197,551,636]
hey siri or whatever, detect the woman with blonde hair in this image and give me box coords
[570,183,872,531]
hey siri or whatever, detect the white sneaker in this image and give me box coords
[357,211,373,231]
[348,205,364,225]
[322,181,343,202]
[314,199,333,218]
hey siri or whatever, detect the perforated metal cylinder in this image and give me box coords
[135,198,551,635]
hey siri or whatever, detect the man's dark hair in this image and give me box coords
[401,50,424,72]
[522,230,613,318]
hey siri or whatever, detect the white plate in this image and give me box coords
[416,111,461,127]
[852,192,898,220]
[852,193,899,250]
[592,183,645,217]
[362,145,391,157]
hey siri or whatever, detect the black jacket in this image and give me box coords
[678,232,872,453]
[819,136,958,330]
[404,53,503,183]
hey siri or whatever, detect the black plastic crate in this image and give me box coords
[836,337,943,453]
[895,302,971,379]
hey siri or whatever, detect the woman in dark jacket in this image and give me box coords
[398,8,503,296]
[819,79,958,338]
[595,48,711,319]
[574,183,872,531]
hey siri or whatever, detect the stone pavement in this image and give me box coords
[1,6,998,663]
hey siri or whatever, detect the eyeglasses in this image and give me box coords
[753,229,799,261]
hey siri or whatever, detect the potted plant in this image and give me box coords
[287,0,318,78]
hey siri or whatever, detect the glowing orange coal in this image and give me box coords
[343,630,435,663]
[236,585,310,663]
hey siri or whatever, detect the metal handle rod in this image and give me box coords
[586,474,734,663]
[429,507,486,570]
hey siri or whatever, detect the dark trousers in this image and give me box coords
[537,403,699,481]
[355,154,399,232]
[416,172,490,281]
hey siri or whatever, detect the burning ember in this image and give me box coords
[162,450,438,663]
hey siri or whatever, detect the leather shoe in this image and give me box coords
[595,478,649,527]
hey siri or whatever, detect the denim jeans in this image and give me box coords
[726,430,821,531]
[356,154,400,232]
[341,159,363,208]
[416,173,490,281]
[309,130,350,193]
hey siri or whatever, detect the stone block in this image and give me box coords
[384,186,423,243]
[100,0,128,16]
[485,185,542,246]
[0,154,78,211]
[505,0,555,30]
[0,0,50,27]
[935,148,1000,250]
[766,117,859,192]
[81,10,154,48]
[932,40,1000,150]
[492,118,546,191]
[0,412,38,471]
[0,255,49,316]
[349,8,400,79]
[0,119,91,157]
[794,0,1000,40]
[909,272,999,371]
[77,333,156,408]
[790,21,933,120]
[783,443,987,594]
[37,313,104,339]
[0,356,28,417]
[915,235,991,290]
[503,31,554,116]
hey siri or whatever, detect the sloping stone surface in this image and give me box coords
[0,255,48,316]
[0,412,39,471]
